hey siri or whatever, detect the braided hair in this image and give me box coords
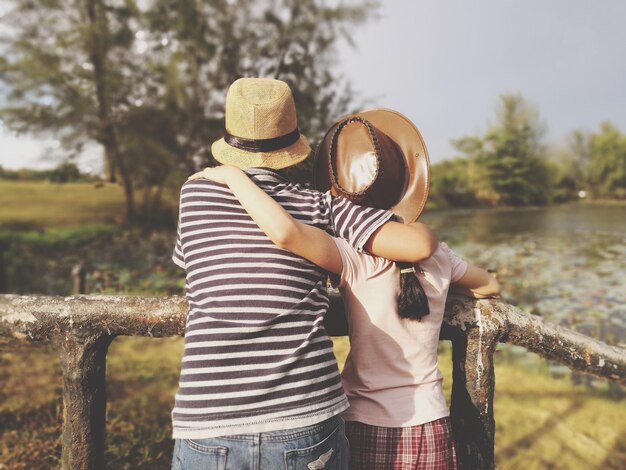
[397,263,430,321]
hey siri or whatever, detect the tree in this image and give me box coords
[429,158,479,208]
[145,0,376,177]
[452,94,550,206]
[546,130,592,203]
[1,0,378,223]
[587,122,626,199]
[49,162,82,183]
[450,134,495,203]
[0,0,142,221]
[566,129,592,189]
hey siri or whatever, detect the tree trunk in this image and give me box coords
[102,126,135,223]
[104,151,117,183]
[85,0,135,223]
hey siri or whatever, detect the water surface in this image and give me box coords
[421,203,626,344]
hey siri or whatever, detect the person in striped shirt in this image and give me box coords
[171,79,438,470]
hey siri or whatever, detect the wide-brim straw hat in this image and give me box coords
[313,109,430,223]
[212,78,311,169]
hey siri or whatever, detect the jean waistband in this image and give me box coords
[208,414,343,443]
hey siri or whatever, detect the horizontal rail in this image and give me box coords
[443,296,626,383]
[1,294,624,383]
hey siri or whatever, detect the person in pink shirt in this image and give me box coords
[190,109,500,470]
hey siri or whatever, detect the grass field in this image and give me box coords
[0,181,127,230]
[1,337,624,469]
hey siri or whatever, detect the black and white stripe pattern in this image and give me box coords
[172,168,393,438]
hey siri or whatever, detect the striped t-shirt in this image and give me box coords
[171,167,393,438]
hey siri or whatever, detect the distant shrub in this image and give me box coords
[49,162,81,183]
[0,227,183,296]
[429,158,483,208]
[0,163,100,183]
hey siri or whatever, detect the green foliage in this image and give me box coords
[48,161,81,183]
[429,158,480,207]
[144,0,378,167]
[587,122,626,199]
[543,130,592,203]
[0,0,136,153]
[0,181,180,295]
[545,159,579,203]
[550,123,626,202]
[0,164,97,183]
[447,94,551,206]
[439,98,626,207]
[0,227,184,295]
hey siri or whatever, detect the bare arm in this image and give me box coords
[364,221,438,262]
[450,264,501,298]
[188,166,343,274]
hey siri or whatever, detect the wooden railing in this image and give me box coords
[1,294,625,470]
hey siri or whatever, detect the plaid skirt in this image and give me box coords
[345,417,457,470]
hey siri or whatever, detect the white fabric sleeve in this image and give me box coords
[440,242,468,282]
[331,237,362,288]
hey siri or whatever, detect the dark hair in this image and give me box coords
[397,262,430,321]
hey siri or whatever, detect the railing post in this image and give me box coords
[448,325,497,469]
[72,263,87,295]
[57,332,114,470]
[0,242,7,293]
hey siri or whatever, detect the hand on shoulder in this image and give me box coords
[188,165,242,184]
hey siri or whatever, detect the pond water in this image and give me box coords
[421,203,626,345]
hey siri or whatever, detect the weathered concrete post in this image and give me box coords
[0,242,7,293]
[57,332,114,470]
[448,326,497,469]
[72,263,87,295]
[440,298,504,470]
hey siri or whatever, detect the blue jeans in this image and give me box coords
[171,415,349,470]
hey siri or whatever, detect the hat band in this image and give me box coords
[224,128,300,153]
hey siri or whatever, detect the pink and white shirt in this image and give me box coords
[333,240,468,427]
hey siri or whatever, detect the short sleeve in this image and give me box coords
[440,242,467,282]
[332,238,361,288]
[172,214,186,270]
[325,193,394,252]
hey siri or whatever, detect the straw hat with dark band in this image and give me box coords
[212,78,311,169]
[314,109,430,223]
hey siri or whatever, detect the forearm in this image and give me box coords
[471,275,501,297]
[449,284,499,299]
[225,170,344,272]
[453,264,501,297]
[190,165,343,273]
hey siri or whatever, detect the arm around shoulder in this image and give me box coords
[364,221,438,262]
[219,177,342,274]
[187,165,343,275]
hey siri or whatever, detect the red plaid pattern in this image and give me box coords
[345,417,457,470]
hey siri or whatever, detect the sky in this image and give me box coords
[1,0,625,172]
[335,0,626,162]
